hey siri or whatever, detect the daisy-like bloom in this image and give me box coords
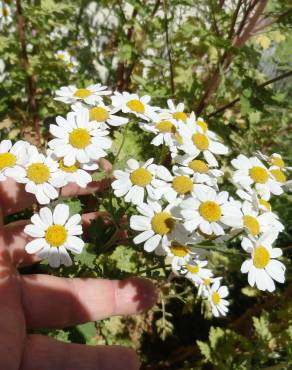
[174,156,223,188]
[177,113,228,166]
[18,146,66,205]
[239,200,284,237]
[164,240,198,271]
[111,92,157,121]
[55,50,78,73]
[208,280,229,317]
[24,204,84,268]
[112,158,171,205]
[197,276,221,298]
[164,99,188,122]
[57,158,96,188]
[139,113,178,148]
[236,188,273,213]
[0,140,28,182]
[49,110,112,166]
[231,154,283,200]
[180,186,242,235]
[72,101,128,128]
[130,200,183,253]
[181,258,213,285]
[0,3,12,26]
[54,84,111,105]
[151,165,209,203]
[241,231,285,292]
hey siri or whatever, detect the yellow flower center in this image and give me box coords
[249,166,269,184]
[203,278,211,286]
[0,152,17,170]
[27,163,50,184]
[172,175,193,194]
[197,120,208,132]
[89,106,109,122]
[253,246,270,269]
[170,243,189,257]
[155,120,176,133]
[259,199,271,211]
[175,133,183,145]
[151,212,175,235]
[243,215,260,236]
[188,159,209,173]
[192,133,209,150]
[270,156,284,168]
[270,169,286,183]
[172,111,187,122]
[69,128,91,149]
[199,201,221,222]
[187,264,200,274]
[59,159,80,173]
[130,168,152,187]
[74,88,92,99]
[212,292,221,305]
[3,6,9,17]
[45,225,68,247]
[126,99,145,113]
[57,54,65,60]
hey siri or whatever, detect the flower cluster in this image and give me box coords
[0,83,289,317]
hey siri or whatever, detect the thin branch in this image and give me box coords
[15,0,40,145]
[228,0,243,39]
[163,0,175,95]
[208,70,292,118]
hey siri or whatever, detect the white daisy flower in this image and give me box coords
[231,154,283,200]
[151,165,210,203]
[17,146,66,205]
[54,84,111,105]
[48,110,112,166]
[241,231,285,292]
[236,189,273,213]
[164,241,198,271]
[174,156,223,188]
[0,3,12,26]
[181,259,213,285]
[138,114,178,148]
[24,204,84,268]
[130,200,183,253]
[180,186,242,235]
[111,92,157,121]
[0,140,28,182]
[177,113,228,166]
[240,200,284,237]
[55,50,71,63]
[197,276,221,298]
[71,101,128,128]
[163,99,188,122]
[112,158,171,205]
[208,280,229,317]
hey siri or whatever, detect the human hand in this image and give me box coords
[0,178,157,370]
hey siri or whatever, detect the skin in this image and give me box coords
[0,176,157,370]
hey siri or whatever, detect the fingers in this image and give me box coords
[21,335,140,370]
[21,275,157,329]
[0,159,112,217]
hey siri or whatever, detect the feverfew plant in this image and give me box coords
[1,85,290,318]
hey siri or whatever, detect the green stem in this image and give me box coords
[112,124,128,168]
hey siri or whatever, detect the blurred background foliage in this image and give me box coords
[0,0,292,369]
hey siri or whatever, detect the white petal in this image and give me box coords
[24,225,45,238]
[133,230,154,244]
[144,234,161,252]
[39,207,53,225]
[25,238,47,254]
[53,204,70,225]
[65,236,84,254]
[48,248,61,268]
[59,246,73,266]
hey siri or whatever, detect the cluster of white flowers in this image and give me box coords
[0,83,289,317]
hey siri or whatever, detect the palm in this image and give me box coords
[0,179,156,370]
